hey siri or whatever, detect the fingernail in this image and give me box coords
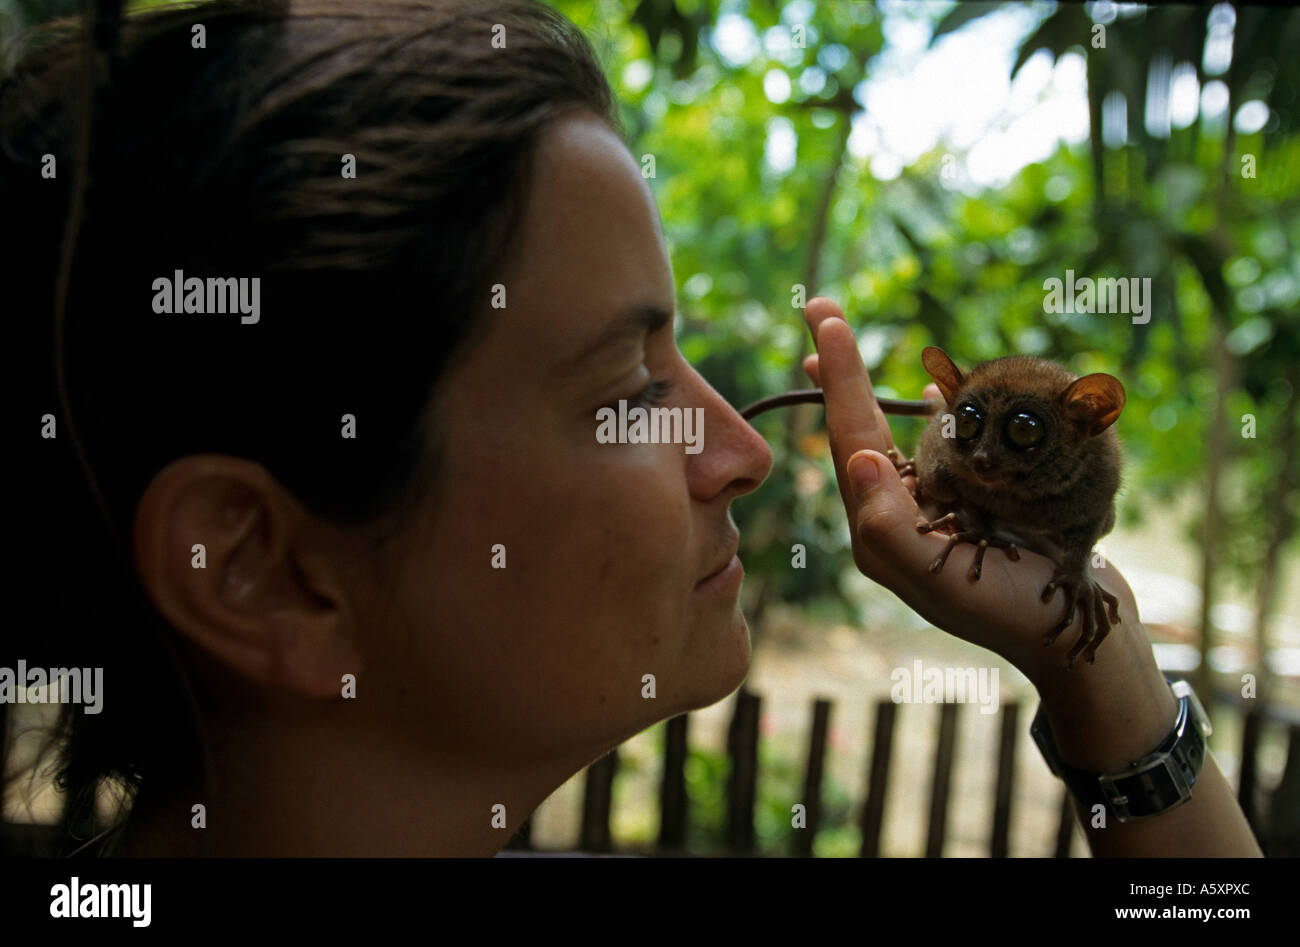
[848,452,879,498]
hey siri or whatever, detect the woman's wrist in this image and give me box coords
[1025,621,1181,774]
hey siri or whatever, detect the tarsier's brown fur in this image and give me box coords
[898,347,1126,667]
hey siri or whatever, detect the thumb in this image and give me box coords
[846,449,916,547]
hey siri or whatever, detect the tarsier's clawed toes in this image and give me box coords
[1041,568,1122,668]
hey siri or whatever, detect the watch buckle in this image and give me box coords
[1098,754,1193,822]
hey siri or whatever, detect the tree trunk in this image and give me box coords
[1196,326,1236,700]
[1251,361,1299,705]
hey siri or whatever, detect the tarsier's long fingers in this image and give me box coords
[926,529,1019,580]
[967,537,1019,580]
[928,530,976,574]
[916,512,960,534]
[918,517,1019,581]
[886,448,916,479]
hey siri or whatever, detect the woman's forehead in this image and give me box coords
[503,113,674,343]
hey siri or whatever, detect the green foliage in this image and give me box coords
[682,741,728,853]
[10,0,1293,631]
[674,731,859,856]
[550,0,1300,627]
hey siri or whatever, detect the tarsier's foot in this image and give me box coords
[886,447,916,479]
[916,515,1021,582]
[1041,570,1122,668]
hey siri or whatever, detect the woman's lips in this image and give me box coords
[695,554,743,594]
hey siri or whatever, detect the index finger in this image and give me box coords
[803,299,895,495]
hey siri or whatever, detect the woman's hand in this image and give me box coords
[795,298,1265,855]
[799,297,1139,683]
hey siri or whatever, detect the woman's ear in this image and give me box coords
[132,455,362,700]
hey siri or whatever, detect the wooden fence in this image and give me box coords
[2,688,1293,858]
[503,685,1300,857]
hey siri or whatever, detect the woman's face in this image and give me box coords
[361,109,773,771]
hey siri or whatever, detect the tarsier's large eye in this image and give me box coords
[954,403,983,440]
[1005,411,1044,449]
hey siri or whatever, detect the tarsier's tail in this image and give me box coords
[742,388,943,421]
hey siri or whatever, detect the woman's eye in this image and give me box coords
[622,378,674,410]
[955,403,982,440]
[1005,411,1044,449]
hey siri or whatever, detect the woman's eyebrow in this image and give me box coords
[552,302,673,377]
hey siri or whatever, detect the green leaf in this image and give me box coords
[1011,4,1090,80]
[930,1,1005,44]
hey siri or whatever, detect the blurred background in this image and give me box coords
[524,0,1300,857]
[4,0,1296,856]
[540,0,1300,857]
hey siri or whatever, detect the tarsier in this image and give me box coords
[742,346,1127,668]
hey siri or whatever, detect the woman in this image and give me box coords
[2,0,1260,857]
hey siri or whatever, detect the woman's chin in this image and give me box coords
[679,607,752,713]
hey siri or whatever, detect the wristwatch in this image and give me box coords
[1031,676,1212,823]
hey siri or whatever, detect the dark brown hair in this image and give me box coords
[2,0,621,856]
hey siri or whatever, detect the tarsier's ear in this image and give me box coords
[1061,373,1126,437]
[921,346,964,406]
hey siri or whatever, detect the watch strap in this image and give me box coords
[1031,677,1210,823]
